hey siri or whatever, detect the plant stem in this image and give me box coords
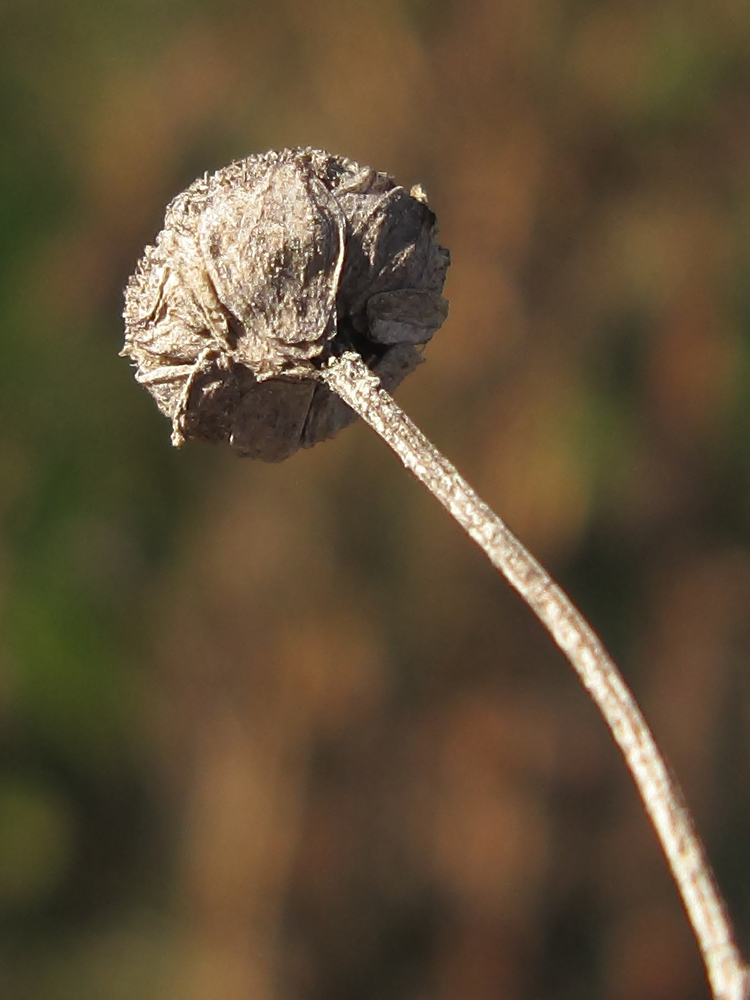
[322,351,749,1000]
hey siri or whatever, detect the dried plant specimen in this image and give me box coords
[122,150,749,1000]
[122,148,449,460]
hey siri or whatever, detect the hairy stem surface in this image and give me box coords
[322,352,748,1000]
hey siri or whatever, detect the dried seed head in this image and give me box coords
[122,148,450,461]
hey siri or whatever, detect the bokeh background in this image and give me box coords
[1,1,750,998]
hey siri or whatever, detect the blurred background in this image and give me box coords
[1,0,750,998]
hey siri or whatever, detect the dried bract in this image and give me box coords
[122,148,449,460]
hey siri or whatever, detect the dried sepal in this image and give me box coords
[122,148,449,461]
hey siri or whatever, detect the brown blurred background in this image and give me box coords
[1,1,750,998]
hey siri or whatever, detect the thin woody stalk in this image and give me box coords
[323,351,749,1000]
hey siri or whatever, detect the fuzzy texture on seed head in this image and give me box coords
[122,148,450,461]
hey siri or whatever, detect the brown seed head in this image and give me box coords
[122,148,450,461]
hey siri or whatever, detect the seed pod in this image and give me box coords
[122,148,450,461]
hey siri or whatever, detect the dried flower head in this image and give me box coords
[120,152,750,1000]
[122,148,449,460]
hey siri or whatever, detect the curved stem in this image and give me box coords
[322,352,749,1000]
